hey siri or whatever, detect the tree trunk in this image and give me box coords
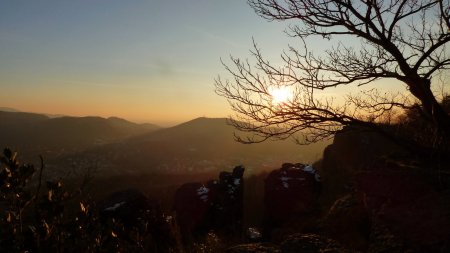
[408,77,450,138]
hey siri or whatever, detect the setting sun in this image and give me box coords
[269,86,293,105]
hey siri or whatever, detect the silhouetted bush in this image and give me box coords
[0,148,178,252]
[395,95,450,158]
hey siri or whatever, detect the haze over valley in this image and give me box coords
[0,109,328,179]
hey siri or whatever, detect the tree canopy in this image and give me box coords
[215,0,450,147]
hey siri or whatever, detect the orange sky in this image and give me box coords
[1,1,446,126]
[1,1,293,126]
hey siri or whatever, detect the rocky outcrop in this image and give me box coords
[99,188,150,226]
[263,163,321,240]
[319,126,450,252]
[98,188,177,252]
[227,243,281,253]
[280,233,349,253]
[174,165,245,243]
[174,182,216,239]
[357,169,450,252]
[321,193,370,251]
[367,215,410,253]
[227,234,349,253]
[318,126,408,208]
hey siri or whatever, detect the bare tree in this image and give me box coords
[215,0,450,145]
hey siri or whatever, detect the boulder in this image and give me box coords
[356,169,450,252]
[263,163,321,238]
[318,125,450,252]
[318,126,407,207]
[227,243,281,253]
[212,166,245,234]
[99,188,153,227]
[367,215,410,253]
[227,234,348,253]
[174,182,216,238]
[174,165,245,243]
[280,233,349,253]
[321,192,370,251]
[99,188,177,252]
[246,227,263,242]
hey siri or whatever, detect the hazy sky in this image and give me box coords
[0,0,304,125]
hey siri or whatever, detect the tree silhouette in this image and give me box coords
[215,0,450,145]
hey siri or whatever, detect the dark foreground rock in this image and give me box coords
[321,193,370,251]
[227,234,349,253]
[280,233,349,253]
[174,165,245,243]
[227,243,281,253]
[319,126,450,252]
[99,188,150,226]
[357,169,450,252]
[263,163,321,240]
[99,188,177,252]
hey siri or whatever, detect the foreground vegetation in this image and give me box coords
[0,148,181,252]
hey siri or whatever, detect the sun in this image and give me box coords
[268,86,293,105]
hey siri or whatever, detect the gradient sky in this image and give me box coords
[0,0,301,125]
[0,0,414,126]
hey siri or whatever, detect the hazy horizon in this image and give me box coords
[0,0,299,126]
[0,105,208,127]
[0,105,233,127]
[0,1,424,127]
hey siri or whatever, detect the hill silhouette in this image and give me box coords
[0,110,159,161]
[61,117,329,176]
[0,107,21,112]
[0,110,328,177]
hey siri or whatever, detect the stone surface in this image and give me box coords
[174,165,245,243]
[263,163,321,239]
[357,169,450,252]
[319,126,450,252]
[321,193,370,251]
[99,188,154,227]
[98,188,177,252]
[227,243,281,253]
[280,233,349,253]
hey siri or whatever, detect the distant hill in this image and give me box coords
[0,111,160,160]
[62,117,329,176]
[0,111,329,177]
[0,107,21,112]
[0,107,66,117]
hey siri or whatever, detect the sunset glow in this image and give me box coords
[0,1,291,126]
[269,86,293,105]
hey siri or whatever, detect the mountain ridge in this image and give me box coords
[62,116,329,176]
[0,110,160,160]
[0,109,329,176]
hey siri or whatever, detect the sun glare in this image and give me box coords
[269,86,293,105]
